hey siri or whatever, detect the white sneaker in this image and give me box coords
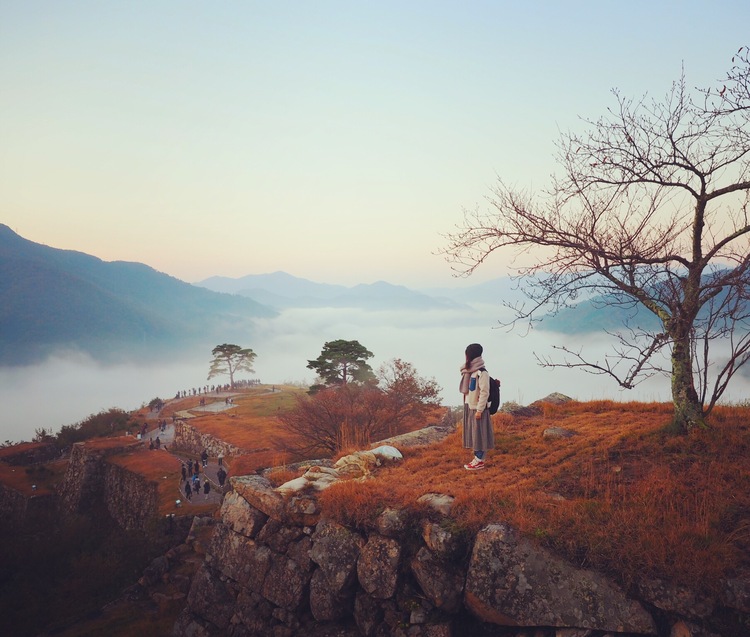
[464,457,485,471]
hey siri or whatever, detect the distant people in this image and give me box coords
[217,452,224,467]
[217,467,227,487]
[193,462,200,477]
[155,436,161,450]
[201,450,208,467]
[181,464,187,481]
[203,480,211,499]
[149,439,154,451]
[184,481,192,501]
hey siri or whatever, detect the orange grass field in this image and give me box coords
[176,386,304,474]
[107,448,187,516]
[0,459,68,496]
[317,400,750,596]
[4,387,747,596]
[176,386,442,476]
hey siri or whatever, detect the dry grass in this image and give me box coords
[107,449,193,516]
[81,436,142,451]
[0,458,68,495]
[180,387,307,474]
[199,391,444,476]
[319,400,750,595]
[6,388,747,598]
[0,441,51,460]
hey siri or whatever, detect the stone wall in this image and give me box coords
[103,461,160,531]
[172,419,244,458]
[0,482,56,531]
[173,469,749,637]
[57,439,162,532]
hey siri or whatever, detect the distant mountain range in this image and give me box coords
[1,224,647,367]
[195,272,470,311]
[0,225,275,365]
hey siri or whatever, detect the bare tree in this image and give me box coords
[443,47,750,433]
[377,358,442,422]
[278,360,442,455]
[278,384,393,456]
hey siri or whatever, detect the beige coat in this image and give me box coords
[465,369,490,412]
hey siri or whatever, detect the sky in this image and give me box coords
[1,1,749,289]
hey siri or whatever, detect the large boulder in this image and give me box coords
[310,518,365,594]
[353,591,384,637]
[309,566,354,622]
[261,554,309,611]
[410,546,464,612]
[184,563,235,630]
[357,534,401,600]
[231,474,320,525]
[637,577,714,620]
[464,523,657,634]
[206,523,261,587]
[219,490,268,538]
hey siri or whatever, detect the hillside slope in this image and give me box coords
[0,225,276,365]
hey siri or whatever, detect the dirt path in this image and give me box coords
[142,407,231,507]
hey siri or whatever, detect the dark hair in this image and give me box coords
[465,343,483,364]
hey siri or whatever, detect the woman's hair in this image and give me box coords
[465,343,483,364]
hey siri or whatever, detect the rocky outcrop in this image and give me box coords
[73,401,734,637]
[172,450,745,637]
[372,407,457,449]
[502,393,574,418]
[465,523,654,632]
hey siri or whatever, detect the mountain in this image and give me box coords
[199,271,348,300]
[537,298,661,334]
[421,277,530,306]
[0,225,276,365]
[196,272,468,311]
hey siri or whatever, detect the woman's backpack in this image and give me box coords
[481,368,501,414]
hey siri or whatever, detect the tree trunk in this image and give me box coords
[670,333,705,433]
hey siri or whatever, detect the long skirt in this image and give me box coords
[462,403,494,452]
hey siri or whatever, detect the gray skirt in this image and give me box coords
[462,403,495,451]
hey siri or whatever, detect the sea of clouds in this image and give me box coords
[5,302,747,444]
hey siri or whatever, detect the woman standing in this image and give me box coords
[460,343,494,470]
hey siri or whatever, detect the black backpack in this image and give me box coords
[480,368,501,415]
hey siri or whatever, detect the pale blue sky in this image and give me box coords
[2,1,748,287]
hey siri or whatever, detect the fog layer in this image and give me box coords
[6,303,745,444]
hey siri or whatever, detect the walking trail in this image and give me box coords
[142,393,240,507]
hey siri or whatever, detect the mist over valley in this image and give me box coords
[5,228,749,444]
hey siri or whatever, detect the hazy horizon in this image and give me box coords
[0,302,698,445]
